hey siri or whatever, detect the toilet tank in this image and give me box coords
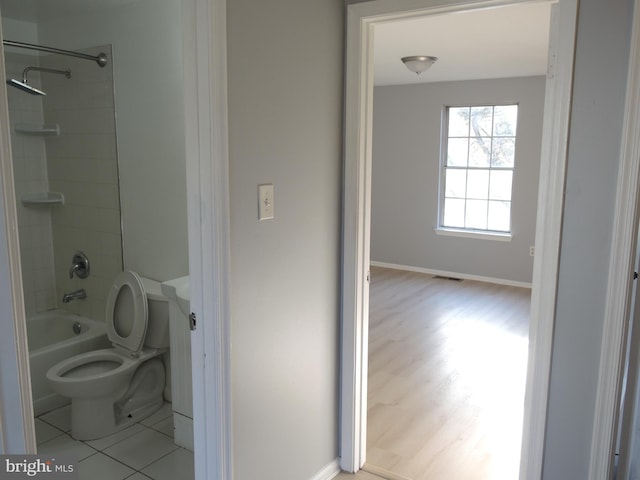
[140,277,170,349]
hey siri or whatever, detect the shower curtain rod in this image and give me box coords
[2,40,107,67]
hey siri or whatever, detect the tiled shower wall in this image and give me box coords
[6,45,122,321]
[42,45,122,321]
[6,51,57,316]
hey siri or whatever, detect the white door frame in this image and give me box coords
[0,16,36,455]
[0,1,233,479]
[589,0,640,478]
[340,0,578,477]
[182,0,232,479]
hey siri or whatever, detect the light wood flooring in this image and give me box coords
[335,471,385,480]
[364,266,531,480]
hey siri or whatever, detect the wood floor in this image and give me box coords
[364,266,531,480]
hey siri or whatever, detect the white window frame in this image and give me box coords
[437,103,518,241]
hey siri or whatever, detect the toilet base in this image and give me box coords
[68,358,166,441]
[71,396,164,440]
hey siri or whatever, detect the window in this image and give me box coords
[440,104,518,236]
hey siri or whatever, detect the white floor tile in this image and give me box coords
[141,448,194,480]
[139,403,172,427]
[39,405,72,432]
[85,423,148,451]
[103,428,178,470]
[77,452,134,480]
[35,418,65,445]
[147,416,174,438]
[37,433,96,461]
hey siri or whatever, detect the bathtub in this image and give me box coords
[27,310,111,416]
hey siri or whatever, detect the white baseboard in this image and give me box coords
[370,261,532,289]
[310,458,341,480]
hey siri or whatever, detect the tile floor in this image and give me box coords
[35,403,193,480]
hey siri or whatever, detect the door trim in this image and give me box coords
[0,18,36,455]
[589,0,640,477]
[340,0,578,477]
[183,0,233,478]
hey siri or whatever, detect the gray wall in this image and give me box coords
[226,0,343,479]
[542,0,633,478]
[372,77,545,284]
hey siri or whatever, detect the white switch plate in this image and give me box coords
[258,184,274,220]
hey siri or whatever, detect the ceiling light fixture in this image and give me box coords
[401,55,438,75]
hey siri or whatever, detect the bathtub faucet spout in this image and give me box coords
[62,289,86,303]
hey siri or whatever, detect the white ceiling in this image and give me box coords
[374,2,552,86]
[1,1,551,86]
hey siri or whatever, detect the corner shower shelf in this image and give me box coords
[21,192,64,207]
[14,123,60,136]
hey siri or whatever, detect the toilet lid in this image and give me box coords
[106,271,148,353]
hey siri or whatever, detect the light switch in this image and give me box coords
[258,184,274,220]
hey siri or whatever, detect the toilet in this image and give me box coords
[46,271,170,440]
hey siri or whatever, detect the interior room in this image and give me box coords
[0,0,194,478]
[0,0,637,479]
[364,4,549,479]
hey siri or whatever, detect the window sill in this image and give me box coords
[435,227,512,242]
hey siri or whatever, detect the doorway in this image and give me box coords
[362,6,547,477]
[340,0,578,478]
[0,0,234,478]
[0,1,194,477]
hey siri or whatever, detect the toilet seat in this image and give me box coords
[46,349,139,398]
[106,271,148,353]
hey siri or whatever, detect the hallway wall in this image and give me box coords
[226,0,344,478]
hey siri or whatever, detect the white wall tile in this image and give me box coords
[6,52,58,316]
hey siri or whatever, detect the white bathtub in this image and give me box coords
[27,310,111,416]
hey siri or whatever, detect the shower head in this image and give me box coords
[6,78,46,96]
[5,66,71,96]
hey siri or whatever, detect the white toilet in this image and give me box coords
[46,271,170,440]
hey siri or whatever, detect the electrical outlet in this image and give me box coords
[530,246,535,257]
[258,184,274,220]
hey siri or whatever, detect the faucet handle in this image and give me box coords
[70,251,90,279]
[69,263,80,278]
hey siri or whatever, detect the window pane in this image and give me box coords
[469,137,491,167]
[445,169,466,198]
[440,104,517,234]
[447,138,468,166]
[489,170,513,200]
[470,106,493,137]
[491,137,515,168]
[448,107,469,137]
[488,200,511,231]
[466,199,488,229]
[443,198,465,228]
[467,169,489,199]
[493,105,518,136]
